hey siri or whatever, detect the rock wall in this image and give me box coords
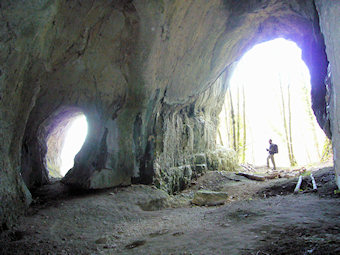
[315,0,340,189]
[151,72,238,193]
[0,0,332,229]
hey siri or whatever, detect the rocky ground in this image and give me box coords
[1,164,339,255]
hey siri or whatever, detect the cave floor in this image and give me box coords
[1,165,339,255]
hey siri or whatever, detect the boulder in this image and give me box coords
[193,154,207,165]
[207,147,238,171]
[153,165,192,194]
[192,190,228,206]
[194,164,207,174]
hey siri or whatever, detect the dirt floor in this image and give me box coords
[1,163,339,255]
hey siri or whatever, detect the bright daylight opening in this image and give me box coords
[60,115,88,176]
[218,38,331,169]
[46,113,88,178]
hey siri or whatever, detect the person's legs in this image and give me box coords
[270,155,276,170]
[267,155,270,168]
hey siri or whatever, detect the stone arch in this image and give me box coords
[217,14,329,138]
[45,109,87,178]
[21,106,87,189]
[150,2,329,194]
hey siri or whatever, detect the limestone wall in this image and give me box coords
[315,0,340,189]
[0,0,331,229]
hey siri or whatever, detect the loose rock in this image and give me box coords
[192,190,228,206]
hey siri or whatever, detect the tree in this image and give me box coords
[222,84,247,163]
[321,137,332,162]
[279,77,297,167]
[228,89,237,152]
[301,84,321,160]
[242,85,246,163]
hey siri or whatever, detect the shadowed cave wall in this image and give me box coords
[1,0,337,230]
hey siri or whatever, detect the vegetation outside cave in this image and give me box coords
[46,114,88,178]
[217,38,332,170]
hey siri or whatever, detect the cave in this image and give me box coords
[46,110,88,178]
[218,38,329,167]
[20,107,89,188]
[1,0,340,253]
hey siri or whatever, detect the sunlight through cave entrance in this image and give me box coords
[46,113,88,178]
[217,38,331,169]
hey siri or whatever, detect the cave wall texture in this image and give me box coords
[315,0,340,191]
[0,0,337,230]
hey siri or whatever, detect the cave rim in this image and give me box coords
[216,26,329,132]
[20,2,329,191]
[21,106,90,189]
[47,111,88,179]
[217,37,328,167]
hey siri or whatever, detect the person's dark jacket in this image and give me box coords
[268,144,275,155]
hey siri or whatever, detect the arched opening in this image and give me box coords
[46,112,88,178]
[218,38,331,169]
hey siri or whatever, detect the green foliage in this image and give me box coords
[46,160,62,178]
[301,170,311,177]
[321,137,332,162]
[279,80,297,167]
[303,87,321,158]
[224,85,247,164]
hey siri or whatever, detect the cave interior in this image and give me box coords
[1,0,340,236]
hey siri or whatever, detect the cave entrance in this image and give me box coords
[218,38,331,168]
[46,113,88,178]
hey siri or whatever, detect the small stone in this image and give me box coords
[194,164,207,174]
[125,240,146,249]
[95,237,107,244]
[220,223,230,228]
[103,244,117,249]
[149,229,169,237]
[191,180,197,185]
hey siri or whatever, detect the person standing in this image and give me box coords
[266,139,277,170]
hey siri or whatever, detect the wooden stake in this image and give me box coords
[310,173,317,191]
[294,175,303,193]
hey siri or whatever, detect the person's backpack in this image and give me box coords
[273,144,278,154]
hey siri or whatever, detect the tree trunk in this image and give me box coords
[302,85,321,160]
[287,83,297,166]
[217,129,224,146]
[242,85,246,163]
[224,102,230,147]
[229,89,237,152]
[279,81,292,165]
[236,87,240,157]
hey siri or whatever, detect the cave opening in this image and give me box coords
[218,38,331,169]
[46,112,88,178]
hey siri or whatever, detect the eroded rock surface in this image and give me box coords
[0,0,334,230]
[315,0,340,190]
